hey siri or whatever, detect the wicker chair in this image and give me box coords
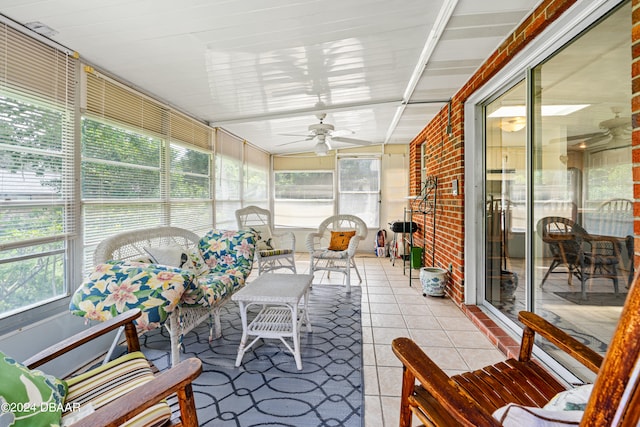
[392,272,640,426]
[235,205,296,274]
[21,309,202,427]
[537,216,623,299]
[306,214,368,292]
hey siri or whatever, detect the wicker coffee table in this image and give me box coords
[232,273,314,370]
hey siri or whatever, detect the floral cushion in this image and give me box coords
[0,351,68,427]
[69,261,197,333]
[199,229,256,278]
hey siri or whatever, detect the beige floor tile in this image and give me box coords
[374,343,403,367]
[369,303,402,315]
[370,313,407,328]
[446,330,497,349]
[363,343,376,365]
[364,396,384,427]
[408,329,454,347]
[377,366,403,396]
[364,364,380,396]
[403,314,440,329]
[380,396,401,427]
[435,315,479,331]
[457,347,506,371]
[373,327,411,345]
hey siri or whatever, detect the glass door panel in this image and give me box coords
[485,80,527,314]
[531,3,631,381]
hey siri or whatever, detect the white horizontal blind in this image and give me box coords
[0,22,76,317]
[215,129,243,229]
[274,171,334,227]
[244,144,269,207]
[338,157,380,227]
[83,71,214,271]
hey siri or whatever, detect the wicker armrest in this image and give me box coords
[305,232,323,252]
[271,229,296,249]
[24,309,142,369]
[518,311,603,373]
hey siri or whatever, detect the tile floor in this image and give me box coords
[288,253,506,427]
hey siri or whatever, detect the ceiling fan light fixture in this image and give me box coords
[314,141,329,156]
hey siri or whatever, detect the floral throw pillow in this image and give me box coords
[199,229,256,277]
[0,351,68,427]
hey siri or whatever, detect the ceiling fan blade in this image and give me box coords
[279,132,313,137]
[549,131,607,144]
[331,129,355,137]
[277,137,315,146]
[331,136,373,145]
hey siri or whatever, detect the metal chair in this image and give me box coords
[306,214,368,292]
[235,205,296,274]
[537,216,621,299]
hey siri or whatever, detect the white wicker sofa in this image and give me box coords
[69,226,255,367]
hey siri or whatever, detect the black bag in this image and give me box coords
[391,221,418,233]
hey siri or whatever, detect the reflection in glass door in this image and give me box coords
[483,2,632,382]
[531,3,632,380]
[485,81,527,317]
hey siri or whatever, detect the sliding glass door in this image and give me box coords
[482,2,632,381]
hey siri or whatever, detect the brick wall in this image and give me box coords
[408,0,587,306]
[633,0,640,268]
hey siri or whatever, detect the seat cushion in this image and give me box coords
[0,351,68,427]
[69,261,196,333]
[259,248,293,257]
[182,272,235,307]
[328,230,356,251]
[63,351,171,427]
[312,249,349,259]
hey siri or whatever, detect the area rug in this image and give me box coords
[554,291,628,307]
[139,285,364,427]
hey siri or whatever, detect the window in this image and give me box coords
[338,158,380,227]
[243,144,269,208]
[0,24,76,323]
[82,71,213,272]
[215,130,243,228]
[274,171,334,227]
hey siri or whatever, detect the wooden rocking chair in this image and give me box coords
[392,274,640,426]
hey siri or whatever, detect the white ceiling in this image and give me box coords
[0,0,542,154]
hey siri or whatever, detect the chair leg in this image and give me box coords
[399,366,415,427]
[540,259,560,287]
[352,258,362,283]
[345,264,351,293]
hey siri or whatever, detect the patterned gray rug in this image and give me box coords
[139,285,363,427]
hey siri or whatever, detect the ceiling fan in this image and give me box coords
[556,108,631,150]
[278,113,373,155]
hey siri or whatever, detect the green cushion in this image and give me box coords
[0,351,68,427]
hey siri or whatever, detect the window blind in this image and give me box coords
[0,22,76,318]
[244,143,269,206]
[215,129,243,228]
[82,70,214,271]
